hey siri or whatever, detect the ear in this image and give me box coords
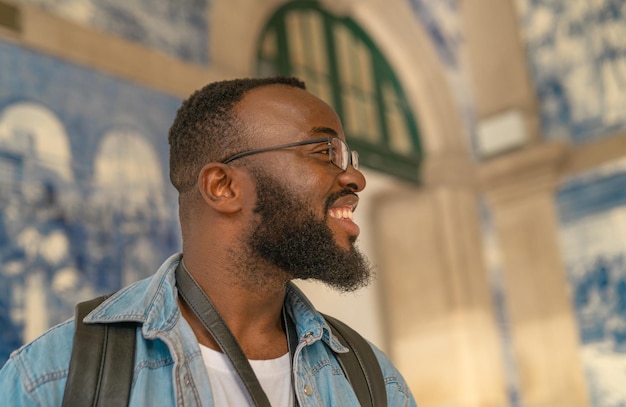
[197,163,244,214]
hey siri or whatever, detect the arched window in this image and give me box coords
[257,1,422,183]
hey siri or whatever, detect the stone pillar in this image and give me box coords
[459,0,540,142]
[480,143,589,406]
[375,154,508,407]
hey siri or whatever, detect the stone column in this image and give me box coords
[460,0,590,404]
[480,143,589,406]
[375,153,509,407]
[459,0,540,142]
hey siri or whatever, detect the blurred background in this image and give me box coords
[0,0,625,406]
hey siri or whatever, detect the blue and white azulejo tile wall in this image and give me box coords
[0,39,182,365]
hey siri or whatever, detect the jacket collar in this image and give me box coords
[85,253,347,352]
[84,253,181,337]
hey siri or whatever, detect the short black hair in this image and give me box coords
[168,76,306,193]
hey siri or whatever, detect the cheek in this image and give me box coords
[290,165,335,205]
[257,155,337,212]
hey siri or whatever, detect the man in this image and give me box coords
[0,77,417,406]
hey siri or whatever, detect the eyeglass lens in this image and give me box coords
[329,138,359,171]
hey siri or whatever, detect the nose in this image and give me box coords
[338,164,366,192]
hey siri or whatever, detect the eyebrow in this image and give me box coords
[309,127,339,138]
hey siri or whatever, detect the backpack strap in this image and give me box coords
[62,295,137,407]
[323,313,387,407]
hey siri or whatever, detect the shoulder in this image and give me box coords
[368,342,418,407]
[0,318,75,404]
[320,312,417,406]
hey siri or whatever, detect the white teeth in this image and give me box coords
[330,208,354,220]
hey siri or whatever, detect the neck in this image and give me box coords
[178,255,291,360]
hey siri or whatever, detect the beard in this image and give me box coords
[246,169,372,292]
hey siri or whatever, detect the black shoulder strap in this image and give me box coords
[323,313,387,407]
[62,295,137,407]
[176,262,272,407]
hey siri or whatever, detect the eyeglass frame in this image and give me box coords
[221,137,359,171]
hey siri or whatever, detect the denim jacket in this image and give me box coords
[0,253,417,406]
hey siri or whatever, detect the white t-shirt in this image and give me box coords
[200,344,295,407]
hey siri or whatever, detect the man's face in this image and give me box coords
[247,168,372,292]
[232,84,371,291]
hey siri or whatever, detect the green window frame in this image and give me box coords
[256,1,422,183]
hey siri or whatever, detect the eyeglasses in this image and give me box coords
[222,137,359,171]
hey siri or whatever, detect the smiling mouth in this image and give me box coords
[327,194,360,239]
[327,192,358,219]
